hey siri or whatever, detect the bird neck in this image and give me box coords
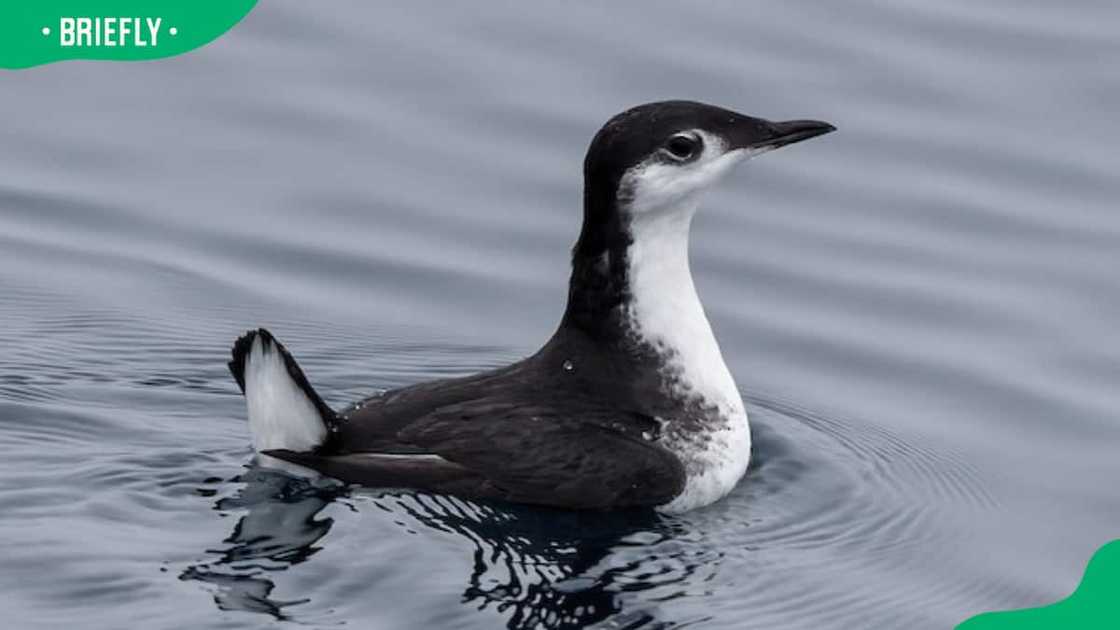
[561,200,742,414]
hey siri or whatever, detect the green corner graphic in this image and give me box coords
[1,1,257,69]
[958,539,1120,629]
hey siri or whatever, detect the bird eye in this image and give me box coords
[665,133,700,161]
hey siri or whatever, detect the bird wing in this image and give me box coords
[266,396,685,510]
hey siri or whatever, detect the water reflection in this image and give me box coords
[180,466,343,619]
[182,465,695,628]
[391,493,675,629]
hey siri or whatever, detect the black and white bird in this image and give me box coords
[228,101,834,513]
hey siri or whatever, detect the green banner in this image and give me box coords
[958,539,1120,629]
[1,1,257,69]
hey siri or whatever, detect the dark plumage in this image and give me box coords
[232,325,686,509]
[228,101,834,511]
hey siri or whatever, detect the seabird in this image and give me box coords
[228,100,834,512]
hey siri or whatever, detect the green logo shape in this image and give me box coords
[958,539,1120,629]
[1,1,257,69]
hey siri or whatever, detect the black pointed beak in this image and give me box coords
[735,118,836,151]
[730,117,837,152]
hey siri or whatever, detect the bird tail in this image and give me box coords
[228,328,335,453]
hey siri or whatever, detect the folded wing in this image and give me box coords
[267,396,685,510]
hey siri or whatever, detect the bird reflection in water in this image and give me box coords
[392,493,674,629]
[180,465,344,619]
[182,463,711,628]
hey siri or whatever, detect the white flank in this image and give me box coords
[244,335,327,453]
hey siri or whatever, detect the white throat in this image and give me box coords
[625,202,743,417]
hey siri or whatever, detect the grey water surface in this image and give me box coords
[2,1,1119,628]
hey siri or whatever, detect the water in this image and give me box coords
[2,1,1119,628]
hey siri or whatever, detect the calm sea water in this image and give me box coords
[2,2,1119,628]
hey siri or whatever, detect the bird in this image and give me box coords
[228,100,834,513]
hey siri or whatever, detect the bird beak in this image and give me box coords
[737,118,836,152]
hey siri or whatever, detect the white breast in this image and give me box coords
[623,206,751,513]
